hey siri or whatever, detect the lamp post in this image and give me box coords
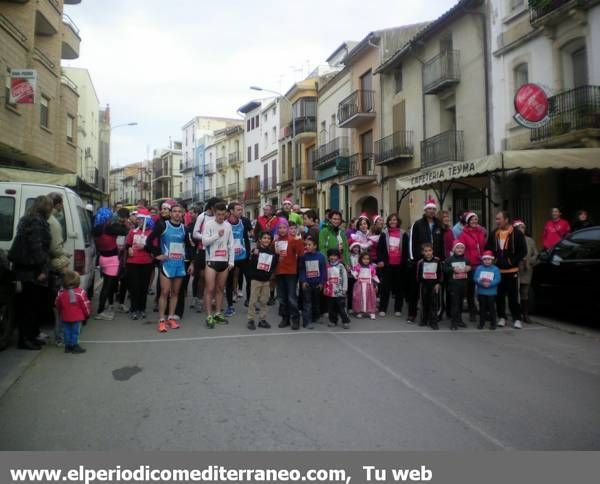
[250,86,297,203]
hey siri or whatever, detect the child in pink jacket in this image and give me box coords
[351,252,380,319]
[55,270,91,354]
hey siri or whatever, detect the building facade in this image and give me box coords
[259,98,281,210]
[0,0,82,181]
[151,142,182,203]
[209,125,244,205]
[238,100,263,219]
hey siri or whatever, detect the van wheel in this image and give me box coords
[0,303,15,351]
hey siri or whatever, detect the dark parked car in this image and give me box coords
[531,226,600,323]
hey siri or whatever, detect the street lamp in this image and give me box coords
[250,86,297,202]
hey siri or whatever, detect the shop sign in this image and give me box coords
[9,69,37,104]
[409,161,478,187]
[513,83,550,129]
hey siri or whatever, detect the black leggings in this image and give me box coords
[126,263,153,312]
[226,259,249,306]
[379,264,404,312]
[17,282,48,343]
[98,274,118,314]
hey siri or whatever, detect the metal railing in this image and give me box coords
[216,157,227,171]
[338,89,375,125]
[420,130,464,167]
[181,160,194,171]
[203,163,215,175]
[33,47,55,70]
[292,116,317,136]
[529,0,580,23]
[313,136,350,170]
[0,14,27,44]
[228,151,240,166]
[60,72,78,92]
[374,130,414,164]
[423,50,460,94]
[346,153,375,179]
[530,85,600,142]
[62,13,80,35]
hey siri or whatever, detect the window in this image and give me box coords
[264,111,268,122]
[272,107,276,117]
[251,117,255,130]
[254,143,259,159]
[255,115,259,128]
[66,114,75,142]
[553,229,600,260]
[394,65,403,93]
[0,196,15,241]
[77,206,92,247]
[40,95,50,128]
[264,132,268,149]
[514,63,528,94]
[572,47,588,88]
[247,119,251,132]
[272,127,276,145]
[247,146,252,162]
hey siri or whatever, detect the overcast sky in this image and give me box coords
[63,0,457,167]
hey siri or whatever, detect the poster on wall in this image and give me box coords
[9,69,37,104]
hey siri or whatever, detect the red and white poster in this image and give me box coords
[513,83,550,129]
[9,69,37,104]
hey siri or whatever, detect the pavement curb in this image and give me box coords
[531,316,600,340]
[0,347,44,400]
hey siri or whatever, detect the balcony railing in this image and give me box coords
[216,186,225,198]
[420,130,464,168]
[292,116,317,136]
[423,50,460,95]
[338,89,375,126]
[180,160,194,171]
[313,137,350,170]
[529,0,584,24]
[60,72,78,93]
[33,47,55,70]
[375,130,414,164]
[228,151,241,166]
[154,167,164,178]
[228,182,238,197]
[530,85,600,143]
[62,13,80,35]
[0,14,27,45]
[216,157,227,171]
[344,153,376,182]
[245,183,260,201]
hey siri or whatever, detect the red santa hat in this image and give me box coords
[512,219,525,228]
[464,211,478,224]
[424,198,437,210]
[136,207,150,216]
[283,197,293,206]
[453,240,465,250]
[372,214,384,224]
[349,241,362,253]
[481,250,495,260]
[162,199,177,209]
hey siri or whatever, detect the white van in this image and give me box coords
[0,182,96,295]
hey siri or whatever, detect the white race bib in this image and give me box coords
[116,235,126,250]
[423,262,438,280]
[479,271,494,282]
[327,267,339,285]
[133,233,147,249]
[359,267,371,282]
[233,238,243,255]
[389,236,401,248]
[276,240,288,257]
[305,260,320,279]
[168,242,184,260]
[452,261,467,280]
[257,253,273,272]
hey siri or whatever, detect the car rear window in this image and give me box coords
[77,206,92,246]
[0,197,15,241]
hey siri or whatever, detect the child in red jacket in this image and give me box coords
[55,270,91,354]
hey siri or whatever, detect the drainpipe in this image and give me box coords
[368,36,386,215]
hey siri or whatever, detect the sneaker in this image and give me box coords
[394,311,402,317]
[55,340,64,348]
[477,323,484,330]
[291,320,300,330]
[70,344,86,354]
[206,315,216,329]
[157,320,168,333]
[195,299,203,313]
[118,304,129,313]
[378,311,386,317]
[513,320,522,329]
[95,311,114,321]
[342,322,350,329]
[213,312,228,325]
[327,321,337,327]
[458,321,467,328]
[497,318,506,327]
[258,320,271,329]
[356,313,363,319]
[237,290,244,298]
[244,300,249,307]
[224,306,235,317]
[407,316,416,324]
[369,314,376,320]
[305,323,315,330]
[37,332,49,341]
[278,320,290,328]
[267,296,276,306]
[247,320,256,330]
[430,321,439,330]
[131,312,139,320]
[166,318,180,329]
[64,345,72,354]
[190,297,197,309]
[140,312,146,320]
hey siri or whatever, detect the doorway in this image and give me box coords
[330,184,340,211]
[359,195,378,217]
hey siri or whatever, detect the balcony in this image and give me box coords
[216,186,225,198]
[33,46,55,72]
[292,117,317,143]
[0,13,27,46]
[203,189,213,201]
[60,71,78,94]
[530,85,600,145]
[313,136,350,171]
[529,0,591,26]
[181,189,193,201]
[244,181,260,202]
[228,182,238,197]
[64,0,82,4]
[216,156,227,172]
[374,130,414,165]
[228,151,241,167]
[61,13,80,60]
[341,153,376,185]
[154,167,171,180]
[420,130,464,168]
[423,50,460,95]
[338,89,376,128]
[180,159,194,172]
[35,0,60,37]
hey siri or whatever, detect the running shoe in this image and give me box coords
[213,312,228,325]
[206,315,216,329]
[224,306,235,317]
[157,320,168,333]
[95,311,114,321]
[258,320,271,329]
[166,318,180,329]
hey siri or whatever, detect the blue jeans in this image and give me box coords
[276,275,299,322]
[63,321,81,347]
[301,284,321,326]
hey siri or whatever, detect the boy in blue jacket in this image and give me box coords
[474,251,501,330]
[298,236,327,329]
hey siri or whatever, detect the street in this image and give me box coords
[0,297,599,451]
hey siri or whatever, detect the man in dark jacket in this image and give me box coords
[406,199,446,322]
[486,211,527,328]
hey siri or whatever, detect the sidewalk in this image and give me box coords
[531,315,600,340]
[0,343,43,400]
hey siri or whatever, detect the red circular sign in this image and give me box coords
[514,83,549,122]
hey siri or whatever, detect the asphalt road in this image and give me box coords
[0,297,599,451]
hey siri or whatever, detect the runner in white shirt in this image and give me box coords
[201,202,234,328]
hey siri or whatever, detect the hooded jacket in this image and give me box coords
[319,222,349,266]
[409,216,445,261]
[8,214,51,283]
[486,226,527,273]
[458,225,487,267]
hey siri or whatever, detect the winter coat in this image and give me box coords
[319,222,349,266]
[542,218,571,250]
[486,226,527,273]
[55,287,91,323]
[48,213,69,272]
[458,225,487,267]
[443,227,455,258]
[409,216,445,261]
[474,264,501,296]
[518,235,538,285]
[377,228,409,266]
[8,214,51,283]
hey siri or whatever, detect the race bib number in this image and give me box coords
[305,260,320,279]
[359,267,371,283]
[327,267,339,285]
[452,261,467,280]
[133,234,147,249]
[257,253,273,272]
[215,249,227,258]
[423,262,438,280]
[276,240,288,257]
[168,242,184,260]
[389,236,400,248]
[116,235,126,250]
[234,239,243,255]
[479,271,494,282]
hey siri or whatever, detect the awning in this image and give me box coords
[0,166,77,186]
[396,148,600,191]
